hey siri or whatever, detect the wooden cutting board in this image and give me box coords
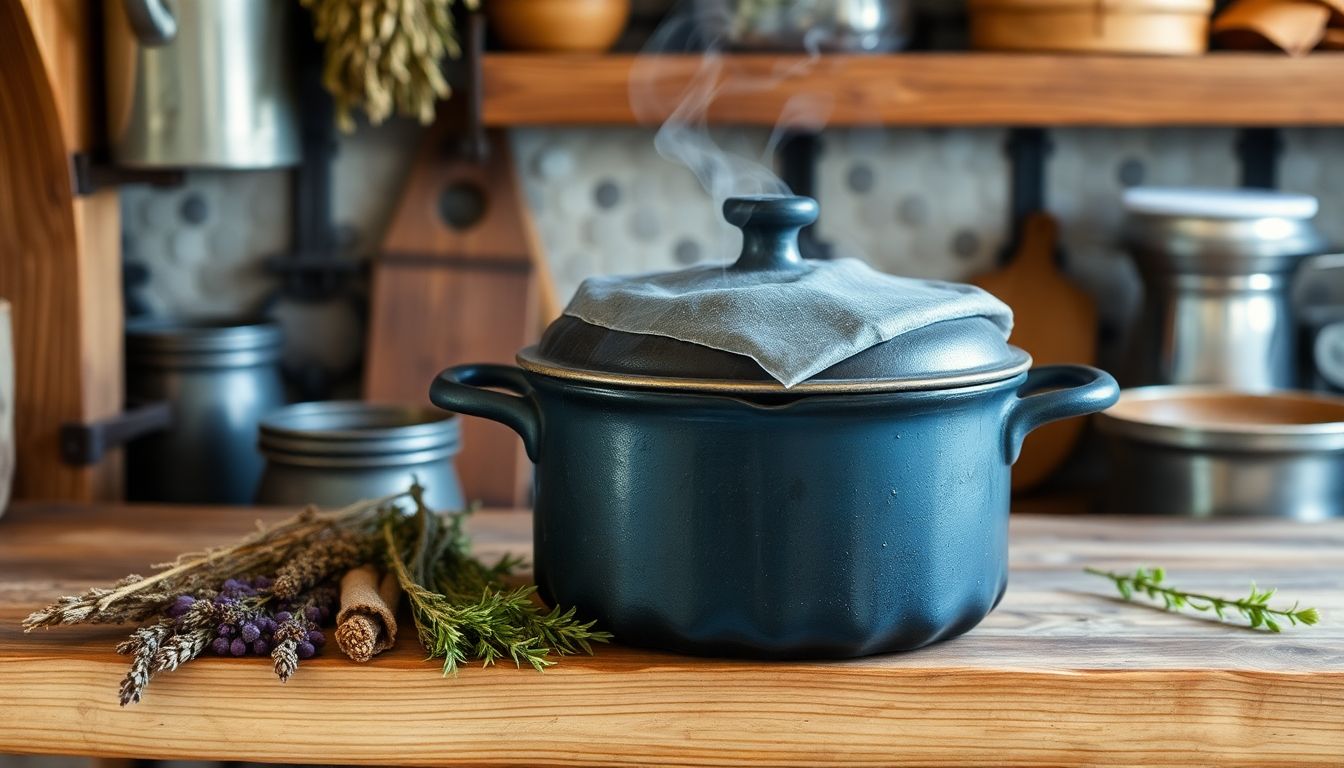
[974,213,1098,492]
[363,124,547,508]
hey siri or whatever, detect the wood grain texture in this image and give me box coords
[0,0,122,502]
[364,127,539,507]
[0,500,1341,766]
[481,52,1344,126]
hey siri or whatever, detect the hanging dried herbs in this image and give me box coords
[299,0,478,131]
[24,484,607,705]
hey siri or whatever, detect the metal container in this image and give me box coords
[428,195,1119,659]
[1098,386,1344,520]
[126,319,285,504]
[257,402,464,510]
[1123,188,1329,390]
[104,0,300,169]
[696,0,912,52]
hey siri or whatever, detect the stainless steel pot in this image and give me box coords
[696,0,911,52]
[1122,188,1331,390]
[126,319,286,504]
[256,402,464,510]
[1097,386,1344,520]
[104,0,300,168]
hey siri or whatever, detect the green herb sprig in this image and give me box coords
[1086,566,1321,632]
[383,486,611,675]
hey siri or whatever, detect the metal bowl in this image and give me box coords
[1097,386,1344,520]
[696,0,912,53]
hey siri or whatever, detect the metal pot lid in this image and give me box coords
[523,195,1030,394]
[1122,187,1330,273]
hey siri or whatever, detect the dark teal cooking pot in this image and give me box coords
[428,196,1119,659]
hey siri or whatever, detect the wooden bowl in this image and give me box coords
[969,0,1214,55]
[487,0,631,53]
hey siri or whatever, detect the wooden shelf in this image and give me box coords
[482,53,1344,127]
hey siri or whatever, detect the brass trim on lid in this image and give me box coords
[516,346,1034,395]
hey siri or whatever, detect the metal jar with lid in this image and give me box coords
[1122,187,1330,389]
[256,402,464,510]
[428,195,1118,659]
[126,319,286,504]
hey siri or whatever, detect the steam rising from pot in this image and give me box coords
[629,2,834,212]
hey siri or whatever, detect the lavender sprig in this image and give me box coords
[116,620,174,706]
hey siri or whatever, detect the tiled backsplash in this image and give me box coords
[122,125,1344,374]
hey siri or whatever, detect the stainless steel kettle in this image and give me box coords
[104,0,301,169]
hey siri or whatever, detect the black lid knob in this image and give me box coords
[723,195,819,271]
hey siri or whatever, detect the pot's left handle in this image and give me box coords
[1004,365,1119,465]
[430,365,541,462]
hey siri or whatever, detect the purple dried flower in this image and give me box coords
[306,629,325,647]
[211,637,231,656]
[297,641,316,659]
[274,611,292,624]
[304,606,321,623]
[229,638,248,657]
[253,576,272,590]
[167,595,195,618]
[252,639,270,655]
[240,623,261,643]
[216,623,234,637]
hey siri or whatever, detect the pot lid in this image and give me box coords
[521,195,1029,394]
[1122,187,1330,273]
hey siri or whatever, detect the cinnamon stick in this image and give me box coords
[335,565,401,662]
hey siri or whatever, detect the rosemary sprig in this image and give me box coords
[1086,566,1321,632]
[383,486,610,675]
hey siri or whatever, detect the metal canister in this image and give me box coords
[104,0,300,169]
[126,319,285,503]
[256,402,464,510]
[1123,188,1328,390]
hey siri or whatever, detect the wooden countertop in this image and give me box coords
[0,501,1341,766]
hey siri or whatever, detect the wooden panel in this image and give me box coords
[482,53,1344,126]
[365,128,540,506]
[0,0,122,501]
[0,500,1341,766]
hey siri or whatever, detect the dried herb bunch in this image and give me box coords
[384,486,611,675]
[1087,566,1322,632]
[299,0,477,131]
[24,485,606,705]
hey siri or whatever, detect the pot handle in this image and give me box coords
[429,364,541,462]
[1004,365,1119,465]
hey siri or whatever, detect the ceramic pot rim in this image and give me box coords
[517,345,1033,394]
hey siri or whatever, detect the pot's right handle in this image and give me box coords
[430,364,541,462]
[1004,365,1119,465]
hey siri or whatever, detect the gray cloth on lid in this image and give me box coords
[563,257,1014,388]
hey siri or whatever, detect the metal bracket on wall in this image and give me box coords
[260,4,367,401]
[777,132,833,260]
[1237,128,1282,189]
[70,152,184,196]
[447,11,490,164]
[59,401,172,466]
[1002,127,1053,263]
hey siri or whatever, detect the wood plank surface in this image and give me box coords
[482,53,1344,127]
[0,501,1341,766]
